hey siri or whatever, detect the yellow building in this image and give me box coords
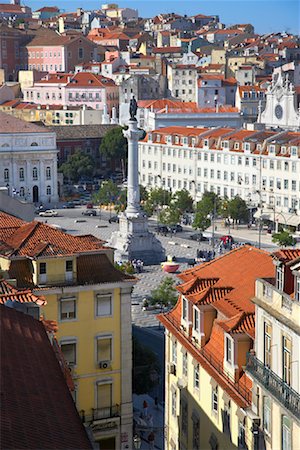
[159,246,275,450]
[0,212,136,450]
[247,248,300,450]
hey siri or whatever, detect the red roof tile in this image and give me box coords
[0,304,92,450]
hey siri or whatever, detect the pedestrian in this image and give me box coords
[143,399,148,418]
[148,431,155,449]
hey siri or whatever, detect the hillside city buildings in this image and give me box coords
[0,1,300,449]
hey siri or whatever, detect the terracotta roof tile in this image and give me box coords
[272,249,300,264]
[0,305,92,450]
[77,253,136,284]
[0,111,47,134]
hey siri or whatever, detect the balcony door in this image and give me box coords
[97,382,112,419]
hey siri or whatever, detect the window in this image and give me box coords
[97,381,112,411]
[183,352,188,377]
[194,364,200,389]
[263,396,271,434]
[171,390,177,416]
[96,294,112,316]
[78,47,84,59]
[32,167,38,180]
[19,167,24,181]
[97,335,112,362]
[40,262,46,274]
[182,298,188,320]
[212,386,218,413]
[61,340,76,365]
[276,265,284,291]
[46,186,51,196]
[193,307,200,333]
[60,298,76,320]
[296,277,300,302]
[225,336,233,364]
[46,166,51,180]
[282,416,291,450]
[172,340,177,365]
[264,322,272,368]
[282,336,291,385]
[222,401,231,435]
[66,260,73,273]
[4,168,9,182]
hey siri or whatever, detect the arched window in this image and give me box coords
[32,167,38,180]
[19,167,24,181]
[19,187,25,197]
[46,186,51,195]
[31,142,38,147]
[4,168,9,181]
[46,166,51,180]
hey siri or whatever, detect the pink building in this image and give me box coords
[23,72,119,114]
[24,30,97,73]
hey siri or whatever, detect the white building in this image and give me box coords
[0,112,59,204]
[167,63,198,102]
[247,248,300,450]
[138,126,300,228]
[258,69,300,131]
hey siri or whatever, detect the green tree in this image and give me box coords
[99,126,127,174]
[193,213,211,231]
[227,196,249,226]
[59,151,94,183]
[196,191,221,217]
[172,189,194,213]
[150,277,178,308]
[159,206,180,226]
[133,338,161,395]
[272,231,296,247]
[92,180,119,205]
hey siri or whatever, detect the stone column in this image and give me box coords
[123,120,143,217]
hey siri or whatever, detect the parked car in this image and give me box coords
[109,215,119,223]
[189,233,209,242]
[82,209,97,216]
[62,201,76,209]
[168,224,183,233]
[154,225,169,235]
[86,203,94,209]
[39,210,58,217]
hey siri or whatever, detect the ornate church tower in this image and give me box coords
[258,69,300,131]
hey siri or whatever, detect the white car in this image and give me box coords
[39,210,58,217]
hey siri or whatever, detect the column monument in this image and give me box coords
[109,98,165,264]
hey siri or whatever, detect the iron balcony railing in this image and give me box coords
[80,404,120,423]
[246,353,300,418]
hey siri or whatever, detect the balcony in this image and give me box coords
[80,404,120,423]
[246,353,300,418]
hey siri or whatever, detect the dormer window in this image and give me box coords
[191,138,196,147]
[244,143,250,151]
[291,146,297,157]
[204,139,209,147]
[182,137,188,146]
[281,146,286,154]
[167,135,172,144]
[175,136,179,144]
[257,144,262,151]
[295,276,300,302]
[225,335,234,365]
[156,134,161,143]
[269,145,275,154]
[148,133,152,142]
[221,141,229,149]
[182,297,188,321]
[234,142,239,150]
[193,306,200,333]
[276,265,284,291]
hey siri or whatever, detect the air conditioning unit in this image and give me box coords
[99,360,111,370]
[168,363,176,375]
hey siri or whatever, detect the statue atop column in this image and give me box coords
[129,96,138,121]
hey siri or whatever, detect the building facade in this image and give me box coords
[246,248,300,449]
[0,112,59,204]
[235,85,266,123]
[138,126,300,228]
[0,212,135,450]
[159,246,275,450]
[167,64,198,102]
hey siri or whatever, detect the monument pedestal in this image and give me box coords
[110,212,165,264]
[109,117,165,264]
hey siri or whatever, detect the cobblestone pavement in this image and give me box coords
[37,207,280,329]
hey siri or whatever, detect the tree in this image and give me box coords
[150,277,178,308]
[133,338,161,395]
[193,213,211,232]
[159,206,180,226]
[196,191,221,217]
[227,196,249,226]
[272,231,296,247]
[172,189,194,213]
[92,180,119,205]
[99,126,127,174]
[59,151,94,183]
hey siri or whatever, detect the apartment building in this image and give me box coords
[197,75,237,108]
[159,246,275,450]
[0,212,136,450]
[235,85,266,123]
[23,72,119,114]
[138,126,300,229]
[167,64,198,102]
[246,248,300,450]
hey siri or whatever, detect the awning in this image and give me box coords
[253,210,300,227]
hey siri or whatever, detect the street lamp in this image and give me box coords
[133,434,142,449]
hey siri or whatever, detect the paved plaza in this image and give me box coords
[37,207,283,329]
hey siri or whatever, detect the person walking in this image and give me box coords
[148,431,155,449]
